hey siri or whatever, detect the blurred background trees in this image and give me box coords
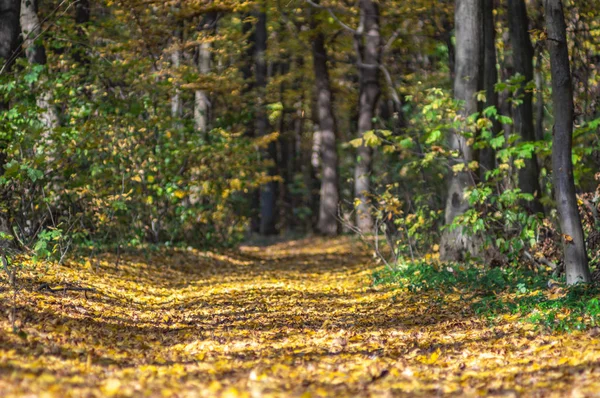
[0,0,599,283]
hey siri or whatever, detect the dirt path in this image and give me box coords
[1,237,599,397]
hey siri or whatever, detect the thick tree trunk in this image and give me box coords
[195,13,216,134]
[545,0,591,285]
[255,8,277,235]
[20,0,45,64]
[354,0,381,233]
[312,30,339,236]
[0,0,20,79]
[440,0,483,261]
[480,0,498,179]
[508,0,544,214]
[20,0,59,131]
[0,0,21,242]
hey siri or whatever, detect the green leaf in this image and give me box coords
[425,130,442,144]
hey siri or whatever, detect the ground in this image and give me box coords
[1,237,600,397]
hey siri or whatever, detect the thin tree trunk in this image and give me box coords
[274,59,293,233]
[480,0,498,179]
[354,0,381,233]
[20,0,59,131]
[73,0,90,64]
[534,51,545,142]
[255,7,277,235]
[545,0,591,284]
[312,28,339,236]
[440,0,483,261]
[171,35,183,119]
[195,13,216,135]
[292,78,308,232]
[508,0,544,214]
[240,15,261,234]
[442,16,455,81]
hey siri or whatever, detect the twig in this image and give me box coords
[523,250,558,271]
[303,0,358,35]
[38,283,97,296]
[337,205,393,269]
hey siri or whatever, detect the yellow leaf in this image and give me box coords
[452,163,465,173]
[101,379,122,396]
[349,138,364,148]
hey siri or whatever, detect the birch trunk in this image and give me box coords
[194,13,216,134]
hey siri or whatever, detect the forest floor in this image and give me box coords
[1,237,600,397]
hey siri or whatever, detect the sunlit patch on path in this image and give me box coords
[1,237,600,397]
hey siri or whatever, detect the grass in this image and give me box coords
[373,261,600,332]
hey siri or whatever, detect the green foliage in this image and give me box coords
[0,24,271,252]
[374,261,600,332]
[33,229,64,261]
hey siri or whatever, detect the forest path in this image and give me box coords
[1,237,600,397]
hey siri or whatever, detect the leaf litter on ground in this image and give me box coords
[1,237,600,397]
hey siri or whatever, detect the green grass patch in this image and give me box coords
[373,261,600,332]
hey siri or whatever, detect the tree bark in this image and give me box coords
[20,0,59,131]
[508,0,544,214]
[534,51,545,142]
[480,0,498,179]
[195,13,216,135]
[240,15,261,234]
[0,0,20,79]
[440,0,483,261]
[312,27,339,236]
[73,0,90,64]
[255,7,277,235]
[354,0,381,233]
[544,0,591,284]
[171,32,183,120]
[0,0,21,242]
[20,0,45,64]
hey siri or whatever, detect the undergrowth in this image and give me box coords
[373,261,600,332]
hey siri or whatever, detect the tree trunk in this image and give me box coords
[0,0,20,80]
[508,0,544,214]
[171,34,183,120]
[480,0,498,179]
[74,0,90,64]
[0,0,21,242]
[240,15,261,234]
[440,0,483,261]
[312,28,339,236]
[195,13,216,135]
[534,51,545,142]
[354,0,381,233]
[255,8,277,235]
[545,0,591,284]
[20,0,59,131]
